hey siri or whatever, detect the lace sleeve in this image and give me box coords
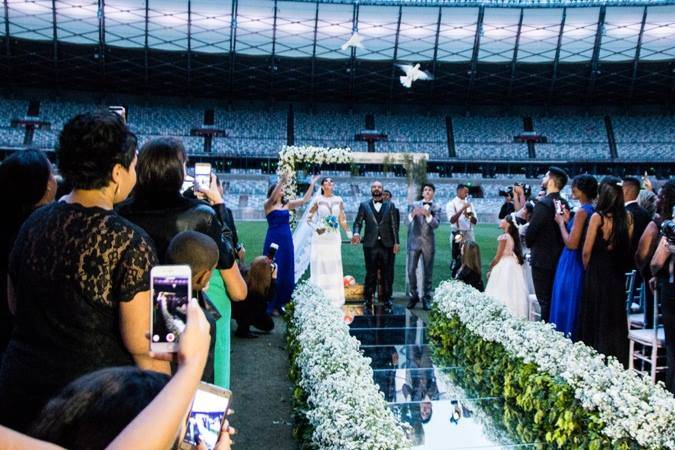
[112,229,158,303]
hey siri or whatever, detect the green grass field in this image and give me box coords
[236,221,501,293]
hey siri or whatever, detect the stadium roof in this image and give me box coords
[1,0,674,104]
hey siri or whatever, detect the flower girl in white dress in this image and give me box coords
[485,214,529,319]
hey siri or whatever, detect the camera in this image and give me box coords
[498,183,531,198]
[661,220,675,246]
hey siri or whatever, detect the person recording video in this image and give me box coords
[446,184,478,278]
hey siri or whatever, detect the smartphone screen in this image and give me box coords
[183,385,232,449]
[151,267,191,352]
[195,163,211,191]
[267,243,278,260]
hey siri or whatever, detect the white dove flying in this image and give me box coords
[398,63,433,88]
[341,32,364,51]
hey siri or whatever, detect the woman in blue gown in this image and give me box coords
[264,174,318,315]
[549,174,598,338]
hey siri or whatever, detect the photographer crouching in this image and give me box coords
[651,217,675,393]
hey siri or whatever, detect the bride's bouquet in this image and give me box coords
[323,215,339,232]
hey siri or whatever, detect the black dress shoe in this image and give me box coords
[407,297,419,309]
[234,329,259,339]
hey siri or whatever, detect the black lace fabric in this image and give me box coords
[0,201,157,432]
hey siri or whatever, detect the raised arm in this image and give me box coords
[287,175,318,210]
[513,186,526,211]
[582,213,600,269]
[556,208,588,250]
[264,174,287,213]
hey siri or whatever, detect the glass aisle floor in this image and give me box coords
[346,304,536,449]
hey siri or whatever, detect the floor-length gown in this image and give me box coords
[263,209,294,313]
[550,203,594,338]
[577,216,629,367]
[309,195,345,307]
[485,234,529,319]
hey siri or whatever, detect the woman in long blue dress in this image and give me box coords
[549,175,598,338]
[264,174,318,315]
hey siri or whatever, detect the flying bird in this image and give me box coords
[341,32,364,51]
[397,63,433,88]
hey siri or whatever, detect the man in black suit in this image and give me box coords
[383,189,401,306]
[623,177,651,264]
[352,181,400,311]
[525,167,568,322]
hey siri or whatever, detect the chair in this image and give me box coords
[625,271,645,329]
[628,287,667,383]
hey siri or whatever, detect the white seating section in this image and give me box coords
[534,116,607,144]
[454,116,522,143]
[536,143,610,160]
[613,116,674,161]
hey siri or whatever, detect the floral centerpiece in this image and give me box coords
[285,282,409,449]
[429,280,675,449]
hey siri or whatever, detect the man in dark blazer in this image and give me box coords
[352,181,400,310]
[623,177,651,265]
[383,189,400,306]
[525,167,568,322]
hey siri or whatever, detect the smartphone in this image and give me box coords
[108,105,126,123]
[194,163,212,191]
[554,199,564,215]
[267,242,279,260]
[181,383,232,450]
[150,265,192,353]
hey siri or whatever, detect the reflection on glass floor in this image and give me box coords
[347,308,536,449]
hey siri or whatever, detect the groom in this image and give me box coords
[407,183,440,310]
[352,181,400,311]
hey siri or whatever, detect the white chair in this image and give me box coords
[628,287,667,383]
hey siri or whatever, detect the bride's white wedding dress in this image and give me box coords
[485,233,529,319]
[309,194,345,308]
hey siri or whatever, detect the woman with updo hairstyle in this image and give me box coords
[549,174,598,338]
[577,176,634,366]
[0,149,56,355]
[0,112,168,433]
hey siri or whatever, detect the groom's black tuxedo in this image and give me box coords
[353,199,400,304]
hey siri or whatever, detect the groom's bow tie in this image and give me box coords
[373,200,382,204]
[423,202,432,206]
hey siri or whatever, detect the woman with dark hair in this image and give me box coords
[578,176,634,366]
[0,150,56,355]
[550,174,598,338]
[0,112,168,432]
[263,173,318,315]
[485,214,529,319]
[635,180,675,327]
[232,256,276,338]
[117,137,246,303]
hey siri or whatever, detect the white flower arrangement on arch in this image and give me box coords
[433,280,675,449]
[277,145,352,204]
[288,282,409,450]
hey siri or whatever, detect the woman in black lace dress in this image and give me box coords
[578,176,633,367]
[0,112,167,432]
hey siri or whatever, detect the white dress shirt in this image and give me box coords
[445,196,478,232]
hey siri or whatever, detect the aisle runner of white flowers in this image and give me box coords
[429,281,675,449]
[285,282,409,450]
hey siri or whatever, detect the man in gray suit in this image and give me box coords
[407,183,440,310]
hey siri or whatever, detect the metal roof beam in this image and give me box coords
[98,0,106,90]
[429,6,443,100]
[310,1,319,103]
[187,0,192,97]
[629,5,648,101]
[548,6,566,103]
[144,0,149,93]
[388,5,403,105]
[2,0,8,88]
[269,0,278,99]
[507,8,524,100]
[51,0,58,87]
[228,0,239,97]
[348,3,359,103]
[465,5,485,107]
[586,5,606,100]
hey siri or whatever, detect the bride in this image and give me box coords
[306,177,352,307]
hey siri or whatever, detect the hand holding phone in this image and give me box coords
[150,265,192,353]
[181,383,233,450]
[195,163,212,191]
[267,243,279,261]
